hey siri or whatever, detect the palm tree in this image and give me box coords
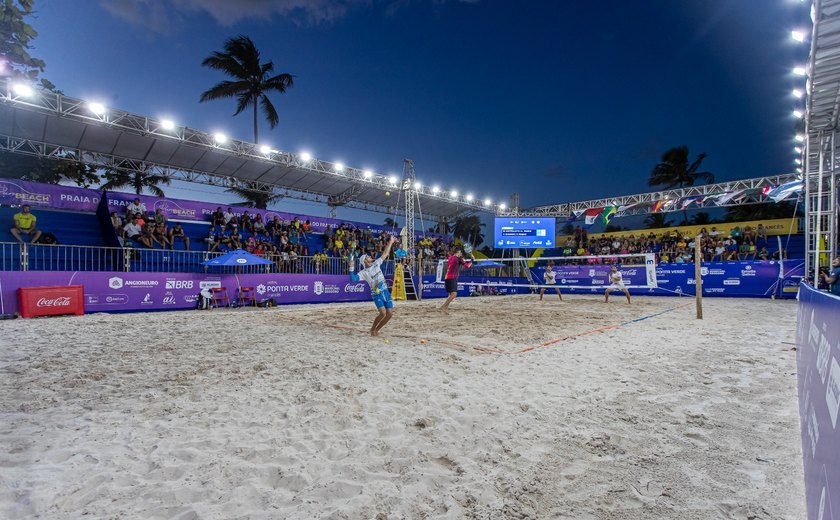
[644,213,671,229]
[723,201,800,222]
[200,36,294,144]
[649,146,714,225]
[100,167,170,196]
[690,212,714,226]
[453,215,485,247]
[226,181,282,209]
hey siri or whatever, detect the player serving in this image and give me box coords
[604,265,631,304]
[539,260,562,301]
[439,246,474,314]
[349,235,397,335]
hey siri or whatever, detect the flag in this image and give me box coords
[717,189,745,205]
[601,206,617,225]
[583,207,603,226]
[765,180,802,202]
[652,199,671,213]
[680,196,704,209]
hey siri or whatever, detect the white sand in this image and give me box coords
[0,295,804,519]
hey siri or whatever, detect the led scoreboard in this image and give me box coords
[494,217,555,249]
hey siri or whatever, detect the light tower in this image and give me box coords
[402,159,417,259]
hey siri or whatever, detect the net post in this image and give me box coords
[695,234,703,319]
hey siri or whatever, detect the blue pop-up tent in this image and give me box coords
[200,249,273,267]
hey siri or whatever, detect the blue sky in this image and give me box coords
[28,0,807,222]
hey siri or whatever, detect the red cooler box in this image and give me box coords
[18,285,85,318]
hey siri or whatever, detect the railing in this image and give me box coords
[0,242,401,276]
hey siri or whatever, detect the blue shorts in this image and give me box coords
[372,288,394,309]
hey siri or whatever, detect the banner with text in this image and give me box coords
[796,283,840,520]
[0,179,101,212]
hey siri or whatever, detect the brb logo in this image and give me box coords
[165,280,194,289]
[314,281,324,295]
[109,276,124,289]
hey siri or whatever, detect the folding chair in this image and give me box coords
[210,287,231,309]
[238,287,257,307]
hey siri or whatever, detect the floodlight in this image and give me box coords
[792,89,803,98]
[795,158,802,165]
[12,83,33,97]
[466,194,474,202]
[796,167,803,173]
[388,175,398,185]
[484,198,492,206]
[791,30,805,42]
[795,134,805,142]
[160,119,175,130]
[499,203,507,210]
[451,190,458,198]
[363,170,373,179]
[335,162,345,172]
[432,185,441,194]
[793,110,803,118]
[300,152,312,162]
[793,66,806,76]
[794,146,803,154]
[413,181,422,190]
[88,102,106,115]
[214,133,227,144]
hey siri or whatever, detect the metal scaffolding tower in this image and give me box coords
[401,159,417,259]
[803,0,840,284]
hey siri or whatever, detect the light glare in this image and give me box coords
[466,194,474,202]
[413,181,422,190]
[451,190,458,198]
[499,203,506,210]
[795,134,805,142]
[214,133,227,144]
[432,185,441,194]
[12,83,33,97]
[388,175,397,185]
[793,110,803,118]
[792,89,803,98]
[160,119,175,130]
[793,66,806,76]
[300,152,312,162]
[792,30,805,42]
[89,102,106,115]
[260,145,271,154]
[794,146,803,153]
[363,170,373,178]
[335,162,345,172]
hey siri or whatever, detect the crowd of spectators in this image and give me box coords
[561,224,785,264]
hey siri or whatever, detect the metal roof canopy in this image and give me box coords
[0,79,489,220]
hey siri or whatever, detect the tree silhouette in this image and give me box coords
[644,213,671,229]
[649,146,714,225]
[200,36,294,144]
[453,215,485,247]
[225,181,282,209]
[100,167,170,197]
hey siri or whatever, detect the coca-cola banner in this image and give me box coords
[796,283,840,519]
[0,179,101,212]
[17,285,85,318]
[0,271,376,315]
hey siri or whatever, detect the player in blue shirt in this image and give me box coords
[350,236,397,336]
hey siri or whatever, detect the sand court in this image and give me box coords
[0,296,805,519]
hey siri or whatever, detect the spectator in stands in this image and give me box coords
[223,207,235,227]
[10,204,43,245]
[134,212,146,229]
[303,220,312,233]
[226,226,242,249]
[253,214,266,235]
[821,257,840,296]
[206,229,221,252]
[138,224,155,248]
[169,223,190,250]
[211,207,225,228]
[125,198,147,218]
[123,216,143,244]
[153,223,171,249]
[110,211,123,237]
[758,247,770,260]
[241,211,253,233]
[153,208,167,228]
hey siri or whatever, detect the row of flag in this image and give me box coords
[569,180,802,227]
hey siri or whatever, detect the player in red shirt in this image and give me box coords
[439,246,474,314]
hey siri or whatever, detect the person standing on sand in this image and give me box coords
[604,265,631,304]
[439,246,474,314]
[349,235,397,336]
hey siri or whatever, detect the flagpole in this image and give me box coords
[695,234,703,319]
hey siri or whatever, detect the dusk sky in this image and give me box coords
[27,0,807,220]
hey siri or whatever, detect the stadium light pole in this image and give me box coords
[695,234,703,319]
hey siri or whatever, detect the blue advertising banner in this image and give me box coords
[0,179,101,212]
[796,283,840,520]
[550,260,803,299]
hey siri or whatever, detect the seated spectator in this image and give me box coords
[153,208,168,228]
[134,212,146,229]
[206,229,221,252]
[223,227,242,250]
[169,223,190,251]
[125,197,147,218]
[709,226,720,238]
[223,207,235,227]
[725,238,739,260]
[253,214,266,234]
[123,216,143,244]
[302,220,312,233]
[10,204,43,245]
[758,247,770,260]
[139,224,155,248]
[153,223,172,249]
[110,211,123,236]
[241,211,253,233]
[211,206,225,229]
[730,226,742,244]
[713,241,726,261]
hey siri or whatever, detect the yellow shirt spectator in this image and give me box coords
[14,212,36,230]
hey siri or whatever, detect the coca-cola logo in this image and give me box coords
[344,283,367,293]
[36,297,71,307]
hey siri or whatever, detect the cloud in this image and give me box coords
[100,0,370,32]
[101,0,478,32]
